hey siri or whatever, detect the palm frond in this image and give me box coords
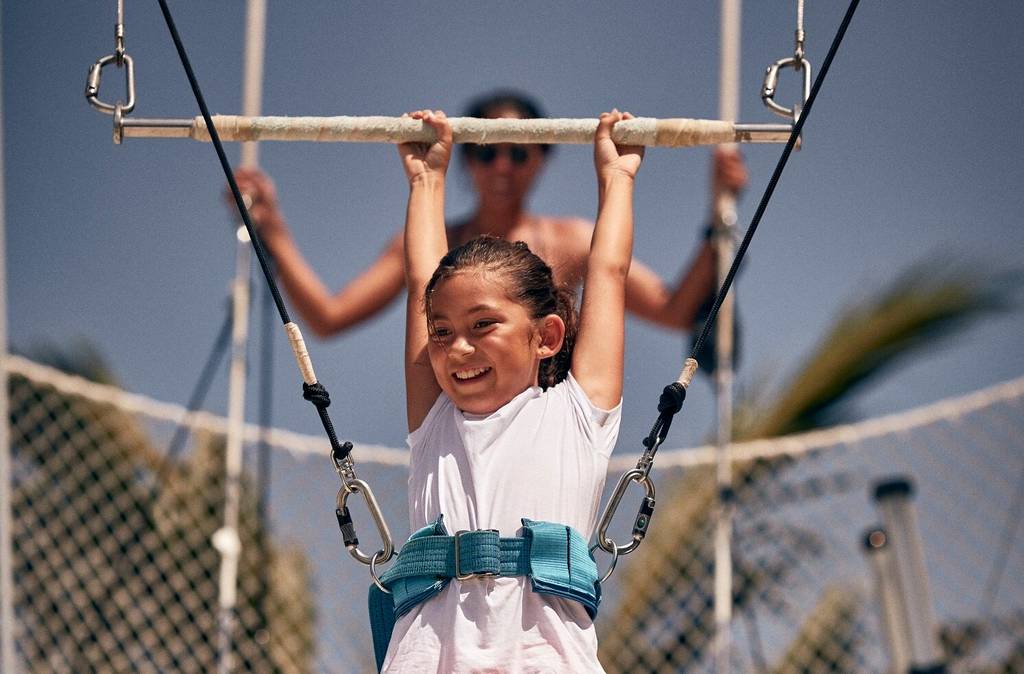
[740,260,1019,439]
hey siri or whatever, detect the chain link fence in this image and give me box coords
[4,355,1022,672]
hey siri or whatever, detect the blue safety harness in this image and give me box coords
[368,515,602,671]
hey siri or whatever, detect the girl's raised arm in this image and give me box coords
[572,110,644,409]
[400,110,452,431]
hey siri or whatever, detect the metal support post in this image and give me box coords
[214,2,266,672]
[713,2,741,673]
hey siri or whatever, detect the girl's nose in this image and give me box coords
[449,335,474,356]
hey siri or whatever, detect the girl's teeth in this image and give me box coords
[455,367,489,380]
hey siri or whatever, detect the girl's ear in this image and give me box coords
[535,314,566,359]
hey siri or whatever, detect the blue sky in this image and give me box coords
[7,1,1021,449]
[5,1,1024,666]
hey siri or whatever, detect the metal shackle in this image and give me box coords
[595,467,657,556]
[335,478,395,566]
[761,56,811,121]
[86,53,136,115]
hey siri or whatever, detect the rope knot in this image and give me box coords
[302,381,331,409]
[657,382,687,416]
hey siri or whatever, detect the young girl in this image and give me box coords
[372,109,643,673]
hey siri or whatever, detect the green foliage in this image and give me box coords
[9,346,316,673]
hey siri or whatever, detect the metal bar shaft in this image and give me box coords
[117,116,793,145]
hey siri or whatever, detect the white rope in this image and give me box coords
[2,354,408,465]
[182,115,737,147]
[7,354,1024,474]
[611,375,1024,471]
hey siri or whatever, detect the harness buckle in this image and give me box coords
[454,530,500,581]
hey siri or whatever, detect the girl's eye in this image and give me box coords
[432,327,452,339]
[474,319,496,330]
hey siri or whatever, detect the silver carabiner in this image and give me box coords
[336,478,395,566]
[761,56,811,121]
[86,53,136,115]
[589,543,619,584]
[595,468,657,556]
[369,549,393,594]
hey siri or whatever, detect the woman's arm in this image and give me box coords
[400,111,452,431]
[572,111,644,409]
[622,148,747,330]
[233,167,407,338]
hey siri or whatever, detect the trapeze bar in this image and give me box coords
[116,115,794,146]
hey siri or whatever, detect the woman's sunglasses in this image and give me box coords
[469,145,533,166]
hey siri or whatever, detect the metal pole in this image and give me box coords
[239,0,266,170]
[864,527,914,673]
[0,3,18,669]
[214,2,266,672]
[214,234,251,674]
[873,479,946,674]
[713,2,740,673]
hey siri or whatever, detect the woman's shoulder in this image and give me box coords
[533,216,592,275]
[539,214,593,236]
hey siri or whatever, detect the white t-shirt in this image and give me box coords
[383,373,620,673]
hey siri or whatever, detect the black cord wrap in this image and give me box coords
[640,382,687,451]
[302,381,331,408]
[657,382,687,415]
[300,381,353,462]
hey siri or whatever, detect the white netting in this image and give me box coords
[4,354,1023,672]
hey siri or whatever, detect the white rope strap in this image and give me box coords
[610,375,1024,471]
[187,115,737,147]
[3,354,408,465]
[7,354,1024,472]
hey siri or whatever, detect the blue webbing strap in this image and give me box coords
[522,520,602,613]
[368,517,600,671]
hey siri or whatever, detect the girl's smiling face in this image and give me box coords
[426,271,563,415]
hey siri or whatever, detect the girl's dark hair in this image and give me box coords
[460,89,553,161]
[424,236,577,389]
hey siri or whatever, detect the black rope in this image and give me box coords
[156,0,354,464]
[640,0,860,456]
[155,0,290,326]
[690,0,861,360]
[149,301,231,511]
[164,303,233,463]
